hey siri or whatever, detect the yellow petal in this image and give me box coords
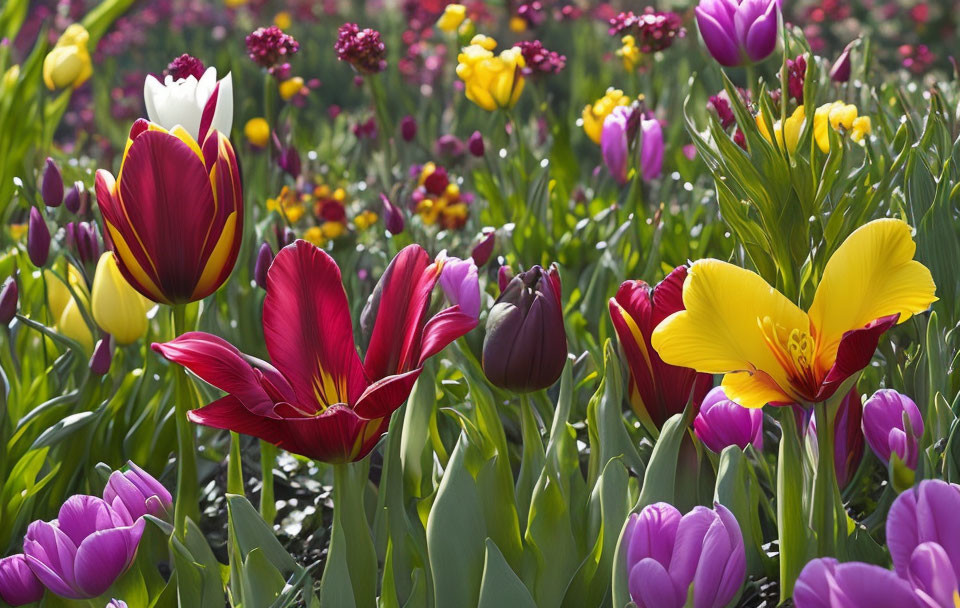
[808,218,937,372]
[721,370,793,409]
[58,297,93,353]
[92,252,149,345]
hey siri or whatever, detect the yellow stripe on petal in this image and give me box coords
[106,223,169,304]
[808,218,937,374]
[190,211,237,300]
[170,125,204,160]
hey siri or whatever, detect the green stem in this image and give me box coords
[811,399,845,558]
[227,431,244,495]
[776,408,807,602]
[172,304,199,537]
[259,441,277,524]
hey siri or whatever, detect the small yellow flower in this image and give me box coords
[244,117,270,148]
[444,182,460,200]
[437,4,467,32]
[274,11,292,29]
[302,226,326,247]
[851,116,872,143]
[456,38,526,112]
[618,35,641,71]
[354,210,378,230]
[266,186,306,223]
[43,24,92,90]
[332,187,346,202]
[314,184,332,199]
[756,105,806,154]
[470,34,497,51]
[321,221,346,240]
[582,88,630,144]
[278,77,305,101]
[814,102,871,152]
[91,252,152,345]
[509,16,527,32]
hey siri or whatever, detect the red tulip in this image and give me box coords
[95,110,242,304]
[152,241,478,463]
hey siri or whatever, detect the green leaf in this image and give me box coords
[226,494,299,574]
[478,539,537,608]
[777,409,809,601]
[241,548,287,607]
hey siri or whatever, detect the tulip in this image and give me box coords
[91,252,152,345]
[862,389,924,469]
[274,136,301,178]
[437,3,467,32]
[471,229,495,267]
[652,219,936,409]
[43,24,92,90]
[582,88,630,144]
[640,116,664,181]
[0,277,17,326]
[64,181,83,213]
[694,386,763,452]
[45,265,94,352]
[95,118,243,305]
[27,207,50,268]
[610,267,712,433]
[66,221,101,266]
[757,105,806,154]
[601,106,633,185]
[254,242,273,289]
[483,264,567,392]
[438,255,481,319]
[89,335,114,375]
[41,157,63,207]
[153,242,478,463]
[244,117,270,148]
[400,115,417,142]
[144,64,233,141]
[695,0,779,67]
[623,502,746,608]
[468,130,485,157]
[0,555,44,606]
[456,36,525,112]
[793,558,926,608]
[830,42,854,83]
[380,193,405,235]
[23,495,145,599]
[104,461,173,521]
[497,265,514,292]
[813,101,871,153]
[107,600,128,608]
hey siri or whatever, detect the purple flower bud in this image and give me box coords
[275,139,301,179]
[640,116,664,181]
[623,502,746,608]
[482,264,567,392]
[694,387,763,453]
[807,388,864,489]
[107,600,129,608]
[471,230,496,267]
[830,42,854,83]
[380,193,404,235]
[254,242,273,289]
[794,558,925,607]
[497,265,513,293]
[27,207,50,267]
[89,335,114,375]
[862,389,924,469]
[438,255,480,319]
[435,134,465,159]
[602,106,632,185]
[23,495,146,599]
[400,115,417,142]
[0,277,18,326]
[468,131,485,157]
[104,460,173,521]
[282,227,296,247]
[0,554,44,606]
[695,0,780,67]
[64,181,83,213]
[42,157,64,207]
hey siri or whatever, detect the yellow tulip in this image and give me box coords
[509,16,527,32]
[92,252,152,345]
[582,88,630,144]
[437,4,466,32]
[618,35,641,71]
[651,219,936,409]
[45,265,93,352]
[2,65,19,92]
[43,24,92,90]
[244,117,270,148]
[279,77,305,101]
[813,101,871,153]
[756,105,806,154]
[456,37,526,112]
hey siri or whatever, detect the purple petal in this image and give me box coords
[793,558,838,608]
[23,520,80,598]
[0,554,45,606]
[438,255,480,319]
[57,495,115,547]
[743,0,779,62]
[668,506,716,593]
[909,542,958,608]
[601,107,630,185]
[73,519,145,598]
[887,487,920,579]
[627,503,682,569]
[630,558,683,608]
[831,562,923,607]
[640,118,664,181]
[915,480,960,582]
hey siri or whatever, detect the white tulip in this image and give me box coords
[143,66,233,141]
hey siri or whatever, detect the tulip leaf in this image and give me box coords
[477,539,537,608]
[715,446,767,576]
[170,520,225,608]
[401,362,437,499]
[240,548,287,608]
[776,408,810,601]
[516,394,545,533]
[226,494,299,575]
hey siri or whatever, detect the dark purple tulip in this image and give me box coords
[23,494,145,599]
[830,42,854,83]
[27,207,50,267]
[887,480,960,595]
[482,264,567,393]
[281,227,296,247]
[104,460,173,520]
[862,389,924,469]
[0,555,44,606]
[89,335,114,375]
[0,277,17,326]
[64,181,83,213]
[624,502,746,608]
[435,134,465,159]
[273,134,301,179]
[41,157,63,207]
[694,386,763,453]
[400,115,417,142]
[380,193,404,235]
[695,0,779,67]
[67,221,101,265]
[254,242,274,289]
[793,558,925,608]
[468,130,485,157]
[471,230,495,267]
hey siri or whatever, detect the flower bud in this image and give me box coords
[0,554,44,606]
[862,389,924,470]
[830,41,854,83]
[468,130,485,157]
[400,115,417,142]
[694,387,763,453]
[435,134,465,159]
[482,264,566,392]
[471,229,495,267]
[0,277,17,326]
[91,252,151,345]
[438,255,480,319]
[254,241,273,289]
[89,335,114,375]
[41,157,64,207]
[380,193,405,235]
[103,460,173,520]
[27,207,50,267]
[282,227,296,247]
[64,181,83,213]
[497,265,513,292]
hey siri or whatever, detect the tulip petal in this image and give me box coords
[24,521,80,598]
[815,313,899,402]
[263,241,367,410]
[915,481,960,580]
[272,404,385,463]
[909,542,958,608]
[626,502,682,568]
[887,487,920,579]
[629,558,683,608]
[57,495,116,548]
[73,519,145,598]
[695,6,742,67]
[743,0,779,62]
[353,369,422,420]
[668,506,716,593]
[831,561,923,607]
[793,558,837,608]
[187,395,287,445]
[418,306,478,366]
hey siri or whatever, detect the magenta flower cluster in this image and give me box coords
[164,53,205,81]
[334,23,387,75]
[608,9,686,53]
[517,40,566,76]
[245,25,300,74]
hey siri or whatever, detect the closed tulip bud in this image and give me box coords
[438,255,480,319]
[694,387,763,453]
[400,115,417,141]
[89,335,114,375]
[380,193,405,235]
[274,136,301,178]
[695,0,779,67]
[0,277,17,326]
[64,181,83,213]
[482,264,567,392]
[42,24,92,90]
[282,227,296,247]
[0,554,44,606]
[497,265,513,292]
[623,503,746,608]
[103,460,173,520]
[27,207,50,267]
[42,157,64,207]
[468,130,485,157]
[862,389,924,470]
[830,41,854,83]
[91,252,151,345]
[435,134,465,159]
[254,241,273,289]
[471,229,495,267]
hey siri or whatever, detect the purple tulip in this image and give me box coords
[640,117,664,181]
[624,502,746,608]
[694,387,763,453]
[435,134,465,159]
[695,0,780,67]
[400,115,417,142]
[830,42,854,83]
[107,600,129,608]
[807,388,864,489]
[468,130,485,157]
[380,193,405,235]
[601,106,632,185]
[254,242,274,290]
[64,181,83,214]
[471,230,496,267]
[0,555,44,606]
[41,157,63,208]
[103,461,173,521]
[89,335,114,375]
[23,495,145,599]
[438,255,480,319]
[497,265,513,293]
[794,558,925,608]
[0,277,18,326]
[27,207,50,268]
[862,389,924,469]
[66,221,102,266]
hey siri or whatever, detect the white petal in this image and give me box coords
[211,72,234,136]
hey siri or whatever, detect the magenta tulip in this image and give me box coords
[862,389,924,469]
[438,255,480,319]
[0,555,44,606]
[470,230,495,267]
[103,461,173,521]
[468,130,485,157]
[794,558,925,608]
[400,115,417,142]
[601,106,632,185]
[694,386,763,453]
[695,0,780,67]
[640,116,664,180]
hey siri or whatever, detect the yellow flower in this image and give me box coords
[303,226,326,247]
[354,210,378,230]
[274,11,292,29]
[266,186,306,223]
[582,88,630,144]
[756,105,806,154]
[2,65,19,92]
[43,24,92,90]
[91,252,152,345]
[332,187,346,202]
[509,16,527,32]
[651,219,936,409]
[279,77,305,101]
[9,224,27,241]
[456,38,526,111]
[851,116,872,143]
[437,4,467,32]
[814,102,871,153]
[618,35,641,71]
[244,117,270,148]
[224,0,247,7]
[321,221,346,240]
[45,265,93,352]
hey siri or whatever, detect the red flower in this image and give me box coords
[152,242,478,463]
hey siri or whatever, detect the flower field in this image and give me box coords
[1,0,959,606]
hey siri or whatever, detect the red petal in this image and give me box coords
[353,368,422,420]
[418,306,478,366]
[197,83,219,144]
[814,313,899,402]
[187,395,286,444]
[278,405,385,463]
[651,266,687,327]
[263,241,367,411]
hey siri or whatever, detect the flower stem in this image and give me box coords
[259,440,277,524]
[776,407,807,602]
[811,399,845,558]
[172,304,199,537]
